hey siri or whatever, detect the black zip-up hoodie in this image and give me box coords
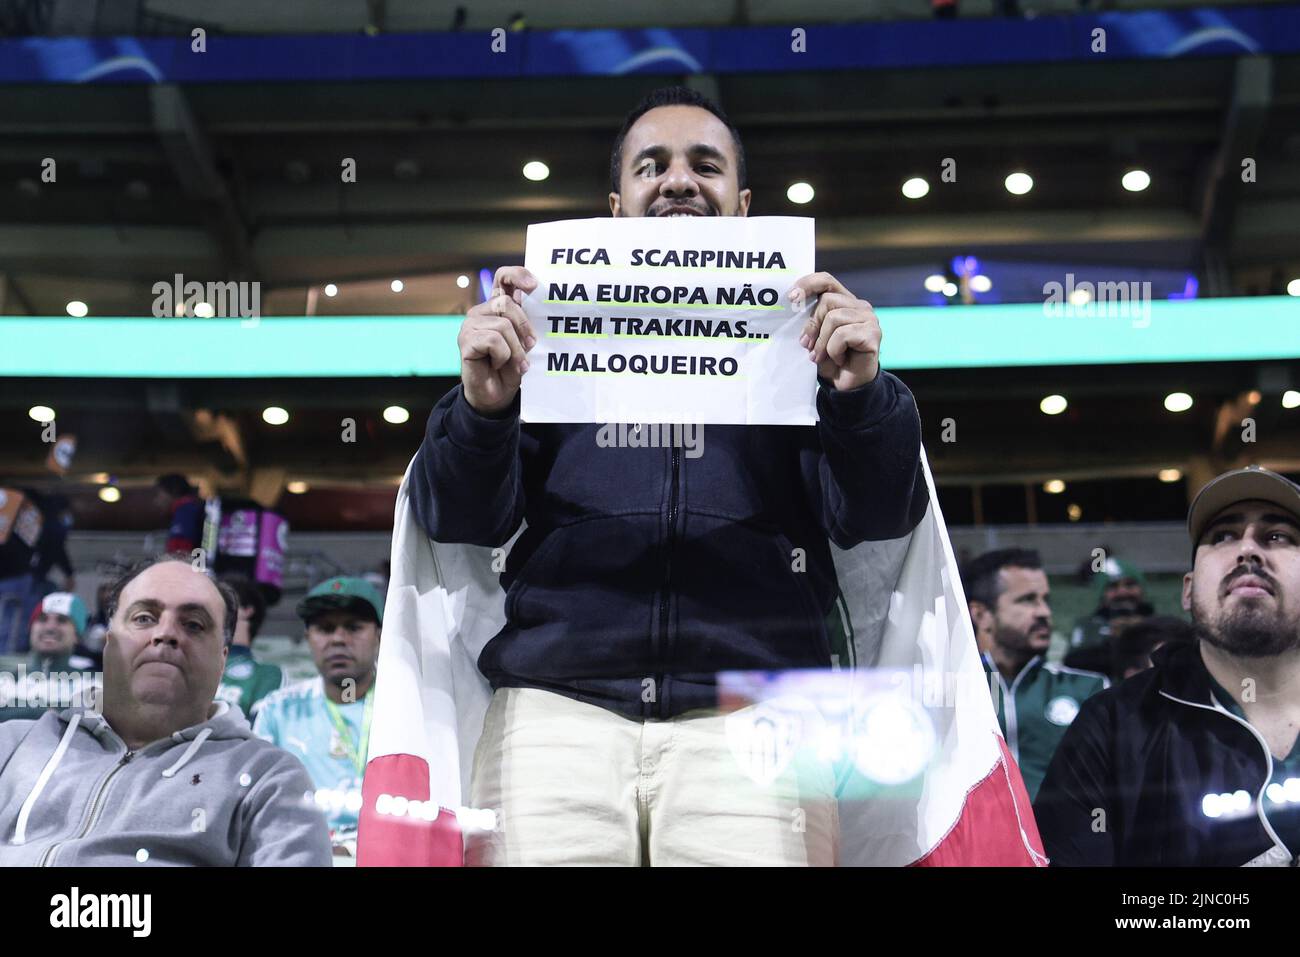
[409,371,928,720]
[1034,640,1298,866]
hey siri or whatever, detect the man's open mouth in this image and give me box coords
[654,205,708,217]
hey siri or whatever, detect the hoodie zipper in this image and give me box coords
[37,749,135,867]
[655,444,680,720]
[1158,690,1296,865]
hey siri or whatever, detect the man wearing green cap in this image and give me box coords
[0,592,99,721]
[1061,556,1151,665]
[253,576,383,857]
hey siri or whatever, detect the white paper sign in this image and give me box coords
[520,216,817,425]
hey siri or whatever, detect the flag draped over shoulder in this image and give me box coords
[358,446,1046,867]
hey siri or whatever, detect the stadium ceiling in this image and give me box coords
[1,38,1298,315]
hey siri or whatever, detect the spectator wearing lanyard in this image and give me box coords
[253,576,382,858]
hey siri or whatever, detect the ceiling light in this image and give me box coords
[786,182,814,204]
[901,177,929,200]
[941,282,958,297]
[65,300,88,318]
[262,406,289,426]
[287,481,309,494]
[1069,288,1092,306]
[28,405,55,422]
[98,487,121,503]
[1040,394,1068,416]
[457,275,470,289]
[1158,468,1183,483]
[522,160,550,182]
[1004,172,1033,195]
[1043,479,1066,494]
[383,405,410,424]
[193,302,215,318]
[924,274,946,293]
[1288,279,1300,297]
[1164,392,1193,413]
[1121,169,1151,192]
[1067,504,1082,522]
[1283,390,1300,409]
[324,283,338,297]
[970,275,992,293]
[390,279,404,293]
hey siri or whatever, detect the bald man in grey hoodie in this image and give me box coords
[0,555,331,866]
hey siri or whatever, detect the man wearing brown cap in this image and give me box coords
[1035,465,1300,866]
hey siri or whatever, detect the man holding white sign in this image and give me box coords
[407,86,928,866]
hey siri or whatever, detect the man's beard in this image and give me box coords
[994,621,1049,657]
[1193,591,1300,658]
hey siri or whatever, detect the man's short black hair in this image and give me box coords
[105,553,239,647]
[1113,615,1195,676]
[155,473,195,498]
[609,85,747,195]
[961,548,1043,610]
[221,574,267,643]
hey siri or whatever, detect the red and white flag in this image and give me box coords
[358,447,1046,867]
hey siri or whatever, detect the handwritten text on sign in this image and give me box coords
[520,217,817,425]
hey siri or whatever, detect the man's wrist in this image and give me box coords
[461,387,521,421]
[444,386,520,452]
[816,369,893,427]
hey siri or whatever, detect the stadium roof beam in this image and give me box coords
[1197,56,1272,294]
[149,84,258,281]
[0,274,36,316]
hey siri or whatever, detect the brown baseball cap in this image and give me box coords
[1187,465,1300,549]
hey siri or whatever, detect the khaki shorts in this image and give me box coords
[465,686,838,866]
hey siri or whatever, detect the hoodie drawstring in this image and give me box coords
[161,728,212,778]
[12,713,82,846]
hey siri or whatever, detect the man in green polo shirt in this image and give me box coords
[215,575,285,720]
[962,548,1108,801]
[254,576,383,858]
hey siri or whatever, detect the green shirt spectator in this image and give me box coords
[215,575,285,720]
[982,652,1108,801]
[962,547,1109,801]
[1069,556,1148,654]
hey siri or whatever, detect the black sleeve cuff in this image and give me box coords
[441,385,521,454]
[815,369,897,430]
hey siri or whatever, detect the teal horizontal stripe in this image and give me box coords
[0,297,1295,378]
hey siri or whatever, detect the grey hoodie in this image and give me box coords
[0,700,332,866]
